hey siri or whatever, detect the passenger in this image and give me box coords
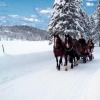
[78,35,87,47]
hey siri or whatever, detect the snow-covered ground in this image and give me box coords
[0,41,53,84]
[0,41,100,100]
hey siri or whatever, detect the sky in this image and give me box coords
[0,0,99,30]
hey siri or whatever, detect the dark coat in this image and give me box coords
[78,38,87,46]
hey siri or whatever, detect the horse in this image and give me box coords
[64,34,79,71]
[53,34,64,70]
[87,39,94,60]
[74,40,88,63]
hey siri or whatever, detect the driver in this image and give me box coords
[78,35,87,47]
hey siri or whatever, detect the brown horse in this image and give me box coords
[75,40,88,63]
[87,39,94,60]
[87,39,94,53]
[53,34,64,70]
[64,34,79,71]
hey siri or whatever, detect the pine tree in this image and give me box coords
[79,9,92,38]
[48,0,83,37]
[91,1,100,45]
[90,15,95,31]
[89,15,96,39]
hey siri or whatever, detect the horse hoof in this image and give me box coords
[60,63,63,66]
[71,67,73,69]
[74,64,76,66]
[56,67,60,70]
[65,68,68,71]
[75,64,78,66]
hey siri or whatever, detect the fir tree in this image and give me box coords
[48,0,83,37]
[91,1,100,45]
[79,9,92,38]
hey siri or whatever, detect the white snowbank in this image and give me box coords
[0,41,100,100]
[0,41,53,55]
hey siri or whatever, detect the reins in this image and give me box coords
[65,45,73,51]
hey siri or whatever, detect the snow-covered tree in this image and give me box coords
[78,9,92,39]
[87,15,96,40]
[91,1,100,45]
[48,0,83,37]
[90,15,96,31]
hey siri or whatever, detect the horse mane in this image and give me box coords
[65,34,72,43]
[54,34,62,45]
[87,39,93,43]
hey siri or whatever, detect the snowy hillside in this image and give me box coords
[0,41,100,100]
[0,26,48,41]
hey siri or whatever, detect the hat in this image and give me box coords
[81,35,83,37]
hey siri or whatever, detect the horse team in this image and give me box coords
[53,34,94,71]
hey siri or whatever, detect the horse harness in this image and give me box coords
[65,44,74,52]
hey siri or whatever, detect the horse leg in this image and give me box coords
[59,57,63,66]
[75,53,79,66]
[75,59,79,66]
[64,55,68,71]
[56,57,60,70]
[58,57,62,70]
[69,56,73,69]
[73,56,76,66]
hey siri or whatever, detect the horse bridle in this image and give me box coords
[65,44,73,51]
[54,37,57,48]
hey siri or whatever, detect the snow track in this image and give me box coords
[0,42,100,100]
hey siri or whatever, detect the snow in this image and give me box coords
[0,41,52,55]
[54,0,60,5]
[0,41,53,84]
[0,41,100,100]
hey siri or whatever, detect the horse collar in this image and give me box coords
[65,46,73,51]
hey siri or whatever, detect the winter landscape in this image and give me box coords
[0,0,100,100]
[0,41,100,100]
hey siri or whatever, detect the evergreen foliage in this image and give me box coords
[48,0,91,38]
